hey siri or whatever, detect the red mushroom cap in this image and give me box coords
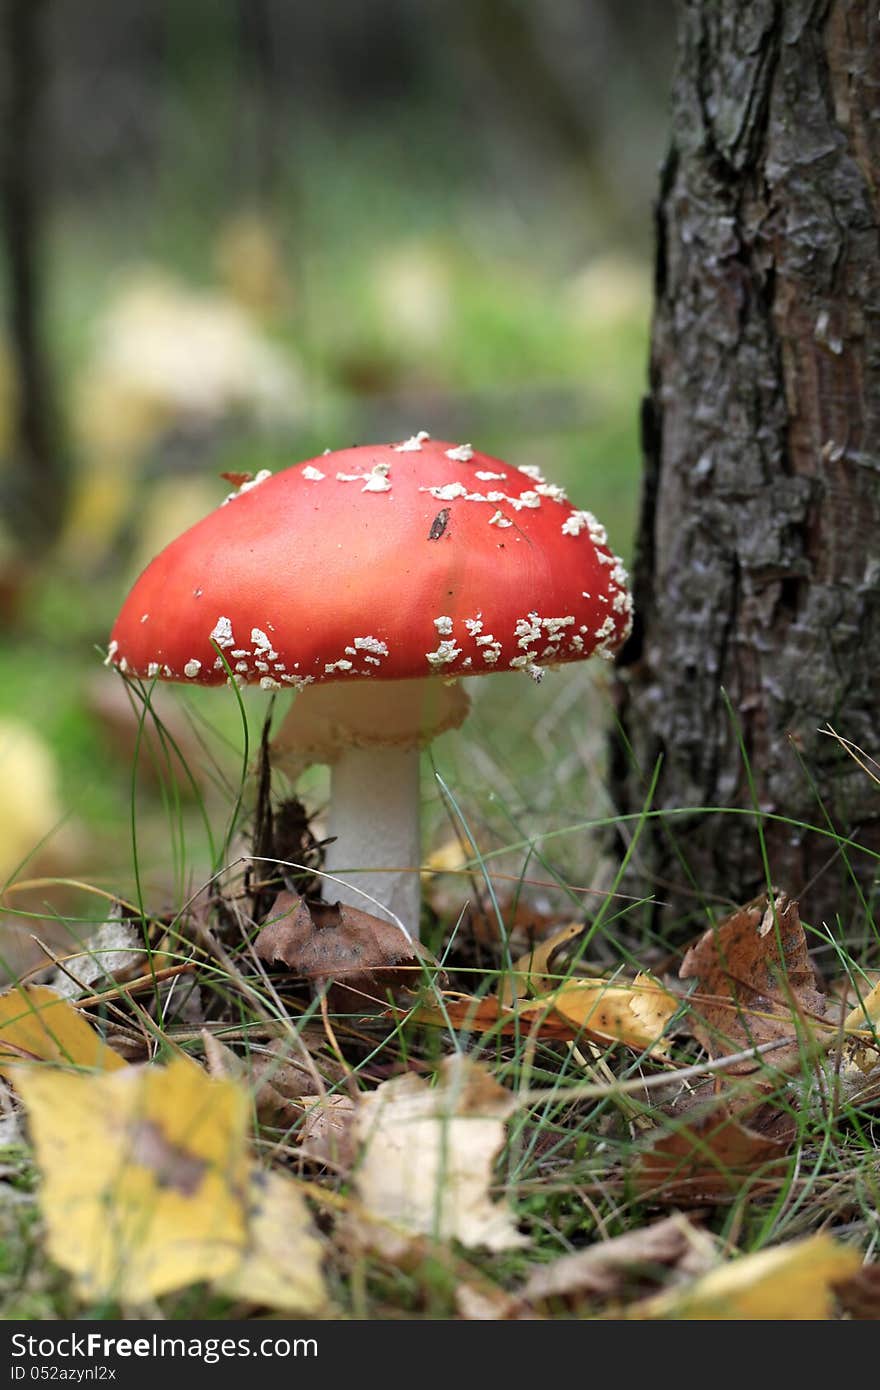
[107,434,632,689]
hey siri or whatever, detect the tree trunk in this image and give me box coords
[612,0,880,935]
[235,0,279,204]
[0,0,65,551]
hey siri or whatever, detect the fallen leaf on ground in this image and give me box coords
[412,991,570,1041]
[802,972,880,1101]
[13,1055,249,1301]
[518,1214,715,1311]
[499,921,585,1004]
[249,1036,349,1100]
[828,970,880,1021]
[0,985,126,1076]
[834,1261,880,1319]
[217,1168,327,1314]
[350,1054,526,1258]
[422,853,570,950]
[255,891,436,1009]
[421,836,470,881]
[629,1234,860,1319]
[0,719,64,885]
[455,1281,526,1320]
[415,973,677,1054]
[843,976,880,1033]
[44,911,144,998]
[551,973,678,1054]
[841,978,880,1076]
[206,1037,357,1165]
[204,1030,349,1118]
[202,1031,243,1083]
[680,892,825,1074]
[296,1094,357,1168]
[633,1102,796,1201]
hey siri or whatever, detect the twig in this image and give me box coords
[517,1035,798,1106]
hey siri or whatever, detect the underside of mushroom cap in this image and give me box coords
[107,435,632,691]
[272,676,470,774]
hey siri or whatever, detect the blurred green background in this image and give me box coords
[0,1,675,941]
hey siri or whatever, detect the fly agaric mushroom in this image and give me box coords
[107,433,632,935]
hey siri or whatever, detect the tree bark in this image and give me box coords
[0,0,65,550]
[612,0,880,934]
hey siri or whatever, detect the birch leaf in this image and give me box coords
[218,1168,327,1313]
[630,1234,860,1320]
[843,977,880,1033]
[499,921,585,1004]
[841,979,880,1076]
[351,1054,526,1257]
[550,973,678,1054]
[0,985,125,1076]
[13,1056,248,1301]
[414,974,678,1054]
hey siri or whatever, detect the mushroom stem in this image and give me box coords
[272,676,471,939]
[324,744,422,934]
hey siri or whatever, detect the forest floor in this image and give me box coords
[1,147,878,1321]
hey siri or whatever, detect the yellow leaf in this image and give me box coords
[631,1234,861,1320]
[499,922,584,1005]
[844,978,880,1034]
[838,980,880,1080]
[351,1055,527,1257]
[0,720,63,884]
[420,836,469,881]
[411,978,678,1054]
[13,1056,249,1302]
[0,985,125,1076]
[219,1168,327,1314]
[549,973,678,1054]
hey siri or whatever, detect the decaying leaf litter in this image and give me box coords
[3,759,880,1326]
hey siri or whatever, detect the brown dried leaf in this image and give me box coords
[255,891,437,1010]
[835,1261,880,1319]
[202,1032,241,1082]
[218,470,255,488]
[634,1102,796,1201]
[519,1215,715,1310]
[203,1032,348,1128]
[680,891,824,1074]
[296,1094,357,1168]
[249,1038,349,1102]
